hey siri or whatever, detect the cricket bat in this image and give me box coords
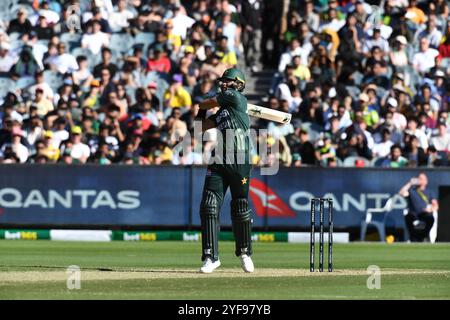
[247,103,292,124]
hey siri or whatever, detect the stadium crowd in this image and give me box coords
[269,0,450,168]
[0,0,449,168]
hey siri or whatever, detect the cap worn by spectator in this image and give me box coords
[71,126,82,135]
[393,84,407,94]
[395,36,408,46]
[172,74,183,83]
[43,130,54,138]
[387,97,398,108]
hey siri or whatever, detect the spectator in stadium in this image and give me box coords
[45,42,78,74]
[94,47,119,79]
[10,127,28,163]
[68,126,90,163]
[241,0,263,72]
[380,144,408,168]
[7,7,32,34]
[0,42,15,73]
[108,0,135,33]
[164,74,192,112]
[413,38,439,74]
[430,120,450,152]
[399,173,438,242]
[81,20,110,55]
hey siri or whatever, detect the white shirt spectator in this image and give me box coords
[82,31,110,55]
[108,6,134,32]
[278,47,309,73]
[319,19,345,33]
[430,125,450,152]
[31,41,48,70]
[71,142,91,162]
[413,48,439,73]
[416,27,442,49]
[26,127,43,146]
[372,140,394,158]
[39,8,60,24]
[338,111,353,130]
[392,112,407,130]
[406,128,429,150]
[53,129,69,149]
[171,13,196,39]
[46,53,79,74]
[222,21,238,53]
[0,44,16,72]
[363,37,390,54]
[28,83,54,101]
[12,142,28,163]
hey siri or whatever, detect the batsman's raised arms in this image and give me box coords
[246,104,292,124]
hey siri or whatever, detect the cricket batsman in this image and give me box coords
[195,68,254,273]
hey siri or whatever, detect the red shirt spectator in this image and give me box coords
[146,46,171,73]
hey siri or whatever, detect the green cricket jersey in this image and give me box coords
[210,88,251,164]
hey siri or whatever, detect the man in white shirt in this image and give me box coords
[0,42,16,72]
[11,128,29,163]
[171,5,196,40]
[386,97,407,130]
[28,71,54,101]
[81,20,110,55]
[319,8,345,32]
[221,13,238,53]
[413,38,439,74]
[69,126,91,163]
[26,32,48,70]
[372,128,394,158]
[430,122,450,152]
[278,39,308,73]
[363,28,390,56]
[405,117,429,150]
[31,1,60,25]
[52,118,70,149]
[415,14,442,49]
[108,0,135,32]
[45,43,78,74]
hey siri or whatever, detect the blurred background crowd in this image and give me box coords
[0,0,449,168]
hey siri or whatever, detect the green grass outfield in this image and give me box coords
[0,241,449,299]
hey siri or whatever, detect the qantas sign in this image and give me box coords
[0,188,140,210]
[249,178,407,218]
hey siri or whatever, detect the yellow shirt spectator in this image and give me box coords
[42,131,60,162]
[167,33,181,49]
[216,50,237,67]
[164,76,192,108]
[293,65,311,81]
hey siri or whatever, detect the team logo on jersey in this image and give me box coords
[249,178,296,217]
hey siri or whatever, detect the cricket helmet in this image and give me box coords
[218,68,246,91]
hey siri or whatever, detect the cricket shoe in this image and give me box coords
[199,258,221,273]
[239,254,255,273]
